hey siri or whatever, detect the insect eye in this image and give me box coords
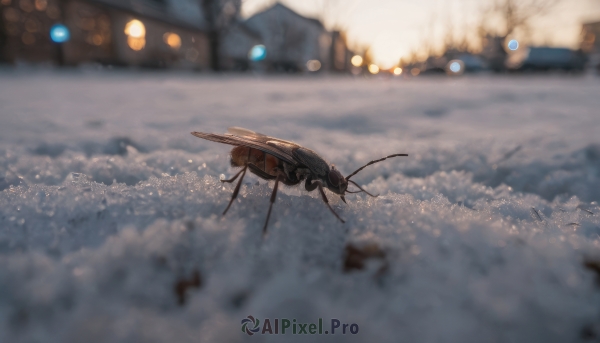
[328,170,340,186]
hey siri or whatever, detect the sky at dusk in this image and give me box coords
[241,0,600,68]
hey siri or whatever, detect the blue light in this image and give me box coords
[449,61,461,73]
[508,39,519,51]
[248,45,266,61]
[50,24,70,43]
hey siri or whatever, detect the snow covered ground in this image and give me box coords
[1,71,600,342]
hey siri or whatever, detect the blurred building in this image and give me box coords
[512,47,585,72]
[219,19,261,71]
[222,3,351,73]
[0,0,211,69]
[581,21,600,72]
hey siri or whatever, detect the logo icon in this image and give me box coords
[241,315,261,336]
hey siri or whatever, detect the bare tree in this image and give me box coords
[481,0,559,39]
[320,0,360,31]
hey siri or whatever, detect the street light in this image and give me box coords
[368,64,379,74]
[49,24,70,43]
[351,55,363,67]
[49,24,70,66]
[125,19,146,51]
[248,45,267,61]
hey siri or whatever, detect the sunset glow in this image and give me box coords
[241,0,600,68]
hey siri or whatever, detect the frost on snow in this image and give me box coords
[1,73,600,342]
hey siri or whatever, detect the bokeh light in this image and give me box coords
[127,37,145,51]
[125,20,145,51]
[3,7,19,21]
[163,32,182,50]
[124,19,145,38]
[393,67,402,75]
[508,39,519,51]
[49,24,70,43]
[306,60,321,72]
[368,64,379,74]
[248,45,267,61]
[449,61,461,73]
[34,0,47,11]
[351,55,363,67]
[91,34,103,46]
[446,59,465,75]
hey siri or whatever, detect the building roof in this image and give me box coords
[249,3,325,30]
[242,3,329,65]
[89,0,208,31]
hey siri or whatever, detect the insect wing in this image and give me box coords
[292,147,330,176]
[227,127,265,138]
[227,127,300,147]
[191,131,297,165]
[226,127,302,165]
[227,127,322,171]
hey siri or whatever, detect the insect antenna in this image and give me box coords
[347,180,378,198]
[346,154,408,180]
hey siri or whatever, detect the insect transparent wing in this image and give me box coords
[226,127,328,173]
[227,127,266,138]
[191,131,297,165]
[228,127,299,147]
[226,127,303,164]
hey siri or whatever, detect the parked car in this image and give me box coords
[516,47,586,72]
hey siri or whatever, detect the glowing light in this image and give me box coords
[91,34,103,46]
[124,19,145,38]
[163,32,181,50]
[410,68,420,76]
[449,62,461,73]
[4,8,19,22]
[507,39,519,51]
[368,64,379,74]
[127,36,145,51]
[124,20,145,51]
[49,24,70,43]
[248,44,267,61]
[446,59,465,75]
[35,0,46,11]
[351,55,363,67]
[306,60,321,72]
[393,67,403,75]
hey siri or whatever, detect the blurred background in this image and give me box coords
[1,0,600,76]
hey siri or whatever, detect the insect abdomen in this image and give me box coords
[230,146,279,176]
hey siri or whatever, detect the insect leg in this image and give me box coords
[263,173,284,236]
[222,165,248,215]
[220,167,246,183]
[305,178,345,223]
